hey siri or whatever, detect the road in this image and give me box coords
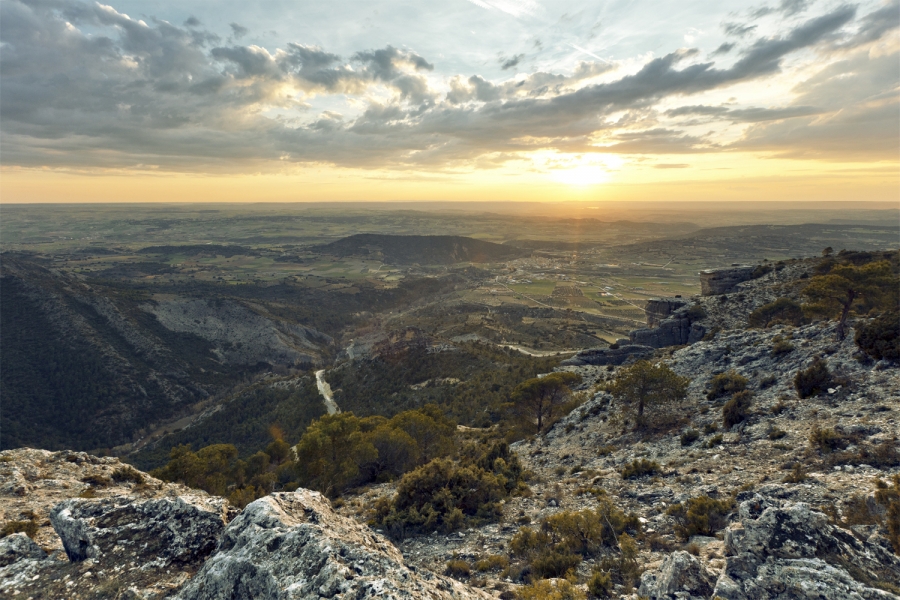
[315,369,340,415]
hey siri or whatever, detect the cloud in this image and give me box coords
[712,42,735,55]
[500,54,524,70]
[666,104,821,122]
[724,22,757,37]
[229,22,248,39]
[184,16,200,27]
[654,163,690,168]
[0,0,891,174]
[466,0,542,18]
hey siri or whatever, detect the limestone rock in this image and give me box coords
[700,266,756,296]
[712,494,900,599]
[50,494,228,566]
[0,533,47,568]
[177,489,492,600]
[560,344,654,366]
[645,298,688,327]
[638,550,715,599]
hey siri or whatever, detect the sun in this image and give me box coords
[551,165,610,186]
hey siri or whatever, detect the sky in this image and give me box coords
[0,0,898,203]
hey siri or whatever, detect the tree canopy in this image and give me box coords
[802,260,897,340]
[511,371,582,434]
[609,360,690,427]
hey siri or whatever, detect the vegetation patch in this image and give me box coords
[748,298,805,328]
[706,371,748,401]
[620,459,660,479]
[722,390,753,429]
[666,495,734,539]
[794,359,831,399]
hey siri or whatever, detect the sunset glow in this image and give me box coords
[1,0,897,203]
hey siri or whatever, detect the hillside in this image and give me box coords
[311,234,527,264]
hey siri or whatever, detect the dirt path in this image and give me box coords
[315,369,340,415]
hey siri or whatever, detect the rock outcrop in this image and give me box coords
[560,344,654,366]
[638,550,716,599]
[0,533,47,568]
[645,298,688,327]
[700,265,756,295]
[177,490,492,600]
[712,493,900,600]
[50,495,228,565]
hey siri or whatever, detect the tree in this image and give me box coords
[802,261,896,340]
[511,372,582,433]
[609,360,689,425]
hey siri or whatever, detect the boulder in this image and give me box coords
[700,266,755,296]
[176,489,492,600]
[50,494,228,567]
[638,550,715,599]
[0,533,46,568]
[561,344,654,366]
[712,494,900,599]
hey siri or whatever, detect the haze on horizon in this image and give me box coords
[1,0,898,204]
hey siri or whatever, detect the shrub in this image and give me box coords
[0,519,38,539]
[874,476,900,554]
[620,459,660,479]
[759,375,777,389]
[111,466,145,484]
[794,359,831,398]
[475,554,509,572]
[531,550,582,579]
[855,312,900,360]
[81,474,111,487]
[587,569,613,598]
[685,304,707,321]
[680,429,700,446]
[828,439,900,469]
[783,463,807,483]
[809,426,851,453]
[767,427,787,440]
[706,434,723,448]
[751,264,773,279]
[373,442,525,538]
[723,391,753,429]
[518,578,586,600]
[706,371,748,401]
[771,339,795,356]
[445,559,471,578]
[666,496,734,539]
[511,499,639,582]
[748,298,805,328]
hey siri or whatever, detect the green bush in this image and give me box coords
[855,312,899,360]
[620,459,660,479]
[748,298,805,328]
[723,391,753,429]
[518,578,586,600]
[474,554,509,572]
[81,474,111,487]
[685,304,707,321]
[510,499,639,583]
[875,476,900,554]
[706,371,748,401]
[587,569,613,598]
[373,441,525,538]
[794,359,831,398]
[680,429,700,446]
[666,496,734,539]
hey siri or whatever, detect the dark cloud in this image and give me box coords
[666,105,820,122]
[184,16,200,27]
[500,54,524,70]
[724,22,757,37]
[837,0,900,48]
[712,42,735,55]
[751,0,811,18]
[229,22,248,39]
